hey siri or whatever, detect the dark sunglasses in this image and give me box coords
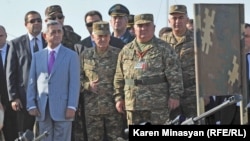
[28,18,42,24]
[86,22,94,27]
[48,15,64,20]
[86,20,101,27]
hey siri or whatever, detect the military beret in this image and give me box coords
[127,14,135,27]
[169,5,187,14]
[134,14,154,25]
[92,21,110,35]
[108,4,129,16]
[45,5,63,17]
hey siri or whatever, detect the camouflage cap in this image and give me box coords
[134,14,154,25]
[45,5,63,17]
[92,21,110,35]
[169,5,187,14]
[108,4,129,16]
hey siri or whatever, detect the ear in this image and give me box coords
[42,32,47,40]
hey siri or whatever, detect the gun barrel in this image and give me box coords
[194,95,241,122]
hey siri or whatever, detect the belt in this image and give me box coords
[125,76,167,86]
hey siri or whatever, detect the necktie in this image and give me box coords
[33,37,39,53]
[48,51,55,74]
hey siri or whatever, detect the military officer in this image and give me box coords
[114,13,184,126]
[160,5,197,119]
[44,5,81,51]
[108,3,135,44]
[80,21,123,141]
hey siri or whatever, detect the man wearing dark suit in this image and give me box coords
[27,20,80,141]
[6,11,47,135]
[0,25,18,141]
[75,10,125,55]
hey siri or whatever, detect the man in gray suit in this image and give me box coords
[27,20,80,141]
[6,11,46,136]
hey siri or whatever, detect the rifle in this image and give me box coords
[181,95,242,125]
[118,95,242,140]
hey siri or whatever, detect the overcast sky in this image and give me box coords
[1,0,249,41]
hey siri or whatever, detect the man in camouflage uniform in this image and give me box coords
[44,5,81,50]
[160,5,197,119]
[80,21,123,141]
[114,13,184,126]
[44,5,82,141]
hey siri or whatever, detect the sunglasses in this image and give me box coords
[86,22,94,27]
[86,20,101,27]
[28,18,42,24]
[48,15,64,20]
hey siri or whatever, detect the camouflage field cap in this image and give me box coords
[134,14,154,24]
[92,21,110,35]
[45,5,63,16]
[169,5,187,14]
[108,4,129,16]
[127,14,134,27]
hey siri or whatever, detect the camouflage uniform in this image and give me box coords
[62,26,81,51]
[113,36,184,125]
[81,46,123,141]
[161,30,197,118]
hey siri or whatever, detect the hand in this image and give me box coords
[0,102,4,130]
[11,99,23,111]
[116,100,125,114]
[168,98,180,111]
[65,108,76,119]
[89,79,99,93]
[28,108,40,116]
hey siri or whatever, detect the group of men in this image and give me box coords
[0,3,249,141]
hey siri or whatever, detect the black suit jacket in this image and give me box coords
[0,44,10,106]
[6,34,47,106]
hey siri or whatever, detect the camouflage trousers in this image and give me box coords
[170,89,197,120]
[126,109,170,125]
[71,94,87,141]
[85,113,123,141]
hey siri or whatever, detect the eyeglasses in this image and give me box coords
[86,22,94,27]
[28,18,42,24]
[86,20,101,27]
[47,15,64,20]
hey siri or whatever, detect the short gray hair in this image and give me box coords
[43,20,62,33]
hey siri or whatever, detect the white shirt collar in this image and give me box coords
[28,33,42,41]
[0,43,7,53]
[47,44,61,54]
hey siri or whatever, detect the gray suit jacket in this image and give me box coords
[26,45,80,121]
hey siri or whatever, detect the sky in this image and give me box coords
[1,0,249,41]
